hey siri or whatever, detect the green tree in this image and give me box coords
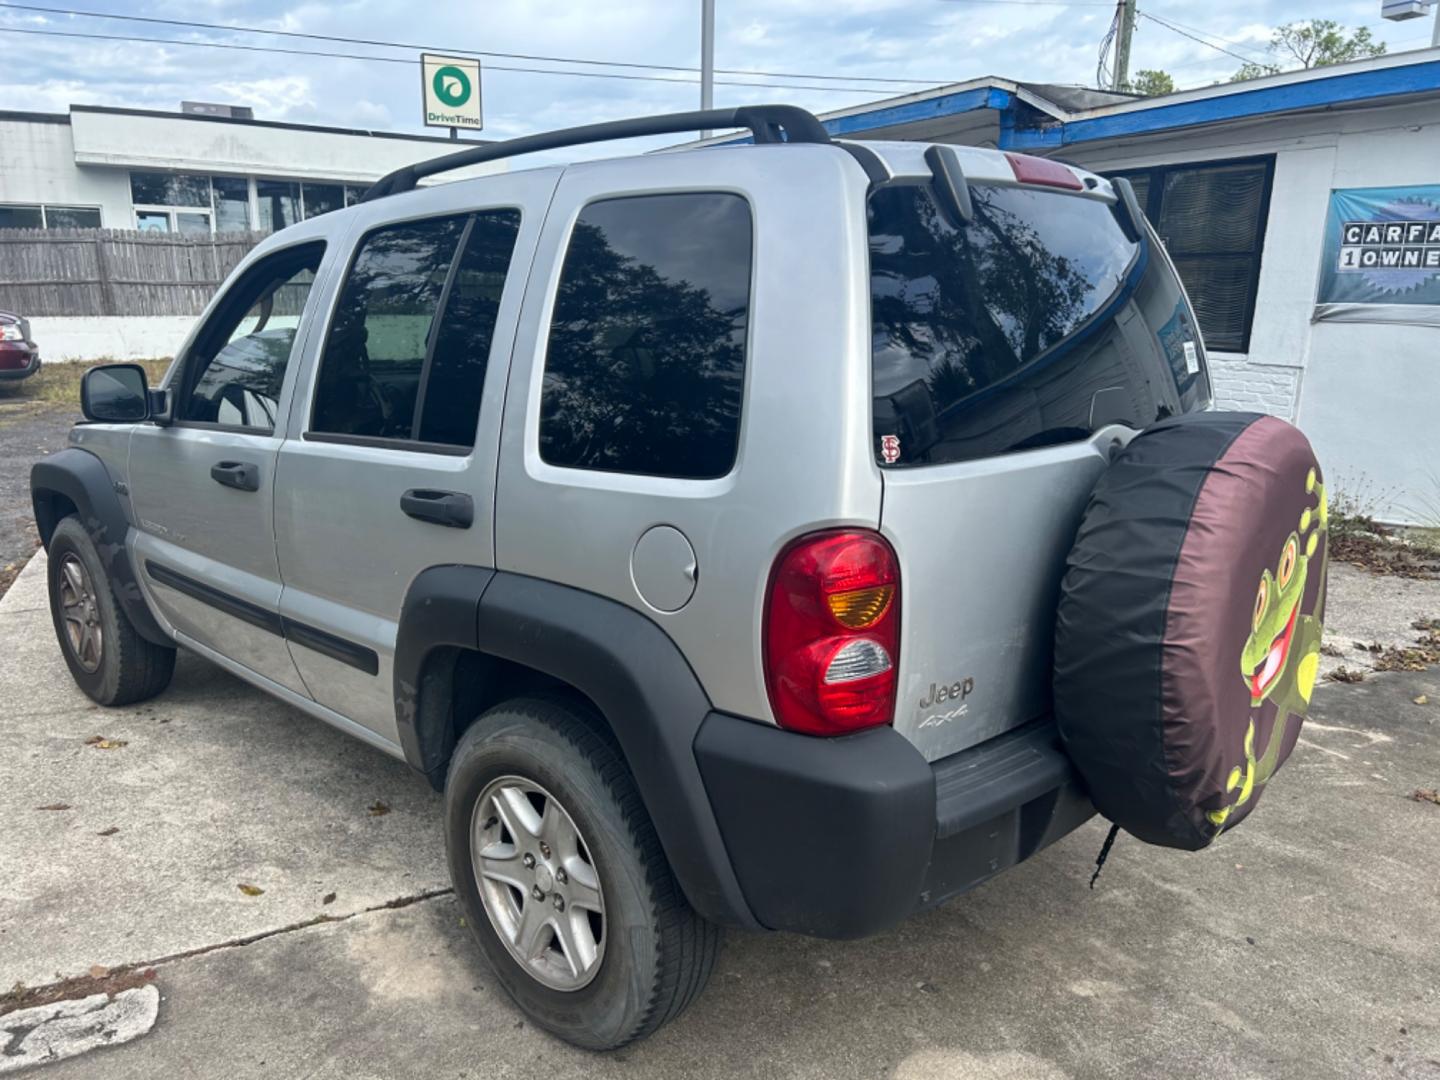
[1231,19,1386,82]
[1128,69,1175,96]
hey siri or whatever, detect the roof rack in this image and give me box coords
[361,105,830,202]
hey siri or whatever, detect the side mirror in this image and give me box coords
[80,363,151,423]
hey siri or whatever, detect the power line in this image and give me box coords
[1140,12,1271,59]
[0,24,900,94]
[0,2,952,86]
[1137,11,1261,66]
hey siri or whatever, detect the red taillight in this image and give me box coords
[1004,152,1084,191]
[763,529,900,736]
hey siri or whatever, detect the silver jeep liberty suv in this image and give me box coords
[32,105,1209,1049]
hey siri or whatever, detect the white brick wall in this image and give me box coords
[1206,354,1301,420]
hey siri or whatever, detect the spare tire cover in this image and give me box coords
[1055,411,1328,850]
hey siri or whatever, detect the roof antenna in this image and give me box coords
[1089,822,1121,889]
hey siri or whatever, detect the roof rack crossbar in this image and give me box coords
[362,104,829,202]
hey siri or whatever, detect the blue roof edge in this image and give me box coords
[1002,58,1440,150]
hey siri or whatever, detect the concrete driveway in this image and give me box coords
[2,551,1439,1079]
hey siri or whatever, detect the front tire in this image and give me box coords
[445,696,721,1050]
[46,515,175,706]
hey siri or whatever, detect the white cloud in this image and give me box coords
[2,0,1429,142]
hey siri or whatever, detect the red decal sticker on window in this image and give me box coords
[881,434,901,464]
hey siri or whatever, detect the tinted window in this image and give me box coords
[257,180,300,232]
[312,210,519,448]
[212,178,251,232]
[130,171,210,208]
[417,211,521,446]
[1111,158,1272,352]
[540,193,751,479]
[0,205,43,229]
[869,184,1209,468]
[45,206,101,229]
[178,243,323,429]
[303,183,344,219]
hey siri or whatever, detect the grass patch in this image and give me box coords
[0,358,171,410]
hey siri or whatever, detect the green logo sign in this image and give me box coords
[432,65,472,108]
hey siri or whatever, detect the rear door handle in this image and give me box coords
[400,488,473,529]
[211,460,260,492]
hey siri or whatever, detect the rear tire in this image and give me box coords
[46,515,175,706]
[444,696,721,1050]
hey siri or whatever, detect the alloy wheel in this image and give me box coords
[471,775,606,991]
[57,553,103,673]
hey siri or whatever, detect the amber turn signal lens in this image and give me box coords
[826,585,894,629]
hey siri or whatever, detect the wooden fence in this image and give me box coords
[0,228,267,317]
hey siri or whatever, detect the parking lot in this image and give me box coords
[1,544,1438,1079]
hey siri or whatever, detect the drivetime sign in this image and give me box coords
[422,53,482,131]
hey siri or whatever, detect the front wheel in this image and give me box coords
[46,515,175,706]
[445,696,721,1050]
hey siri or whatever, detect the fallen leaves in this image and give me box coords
[367,801,391,817]
[1327,666,1366,684]
[1415,695,1430,706]
[1411,789,1440,806]
[96,827,119,837]
[237,883,265,897]
[35,803,71,811]
[1328,514,1440,579]
[321,892,336,906]
[1371,628,1440,674]
[88,965,108,979]
[84,736,128,750]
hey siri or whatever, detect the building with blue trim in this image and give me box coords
[712,50,1440,523]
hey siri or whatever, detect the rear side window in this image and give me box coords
[539,193,752,480]
[869,184,1210,468]
[311,209,520,449]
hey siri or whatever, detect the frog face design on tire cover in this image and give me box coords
[1208,468,1327,828]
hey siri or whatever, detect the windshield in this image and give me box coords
[869,182,1211,467]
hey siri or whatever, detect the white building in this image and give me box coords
[0,102,499,235]
[772,50,1440,524]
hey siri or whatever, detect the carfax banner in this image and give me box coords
[1315,184,1440,326]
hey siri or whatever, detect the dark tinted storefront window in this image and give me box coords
[257,180,301,232]
[1110,157,1273,352]
[870,183,1209,468]
[540,193,752,479]
[212,177,251,232]
[129,171,211,207]
[302,183,344,219]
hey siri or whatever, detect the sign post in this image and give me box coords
[421,53,483,134]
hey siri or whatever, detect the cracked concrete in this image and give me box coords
[3,545,1440,1077]
[0,552,449,994]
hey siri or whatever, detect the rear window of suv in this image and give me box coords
[869,183,1211,468]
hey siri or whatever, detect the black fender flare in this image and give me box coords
[393,566,760,931]
[30,447,170,646]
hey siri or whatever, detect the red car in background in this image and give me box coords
[0,311,40,382]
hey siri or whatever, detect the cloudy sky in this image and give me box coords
[0,0,1433,149]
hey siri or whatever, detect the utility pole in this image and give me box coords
[1111,0,1136,92]
[700,0,715,137]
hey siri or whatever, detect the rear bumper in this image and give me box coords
[694,714,1093,939]
[0,347,40,380]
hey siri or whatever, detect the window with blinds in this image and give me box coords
[1110,157,1274,353]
